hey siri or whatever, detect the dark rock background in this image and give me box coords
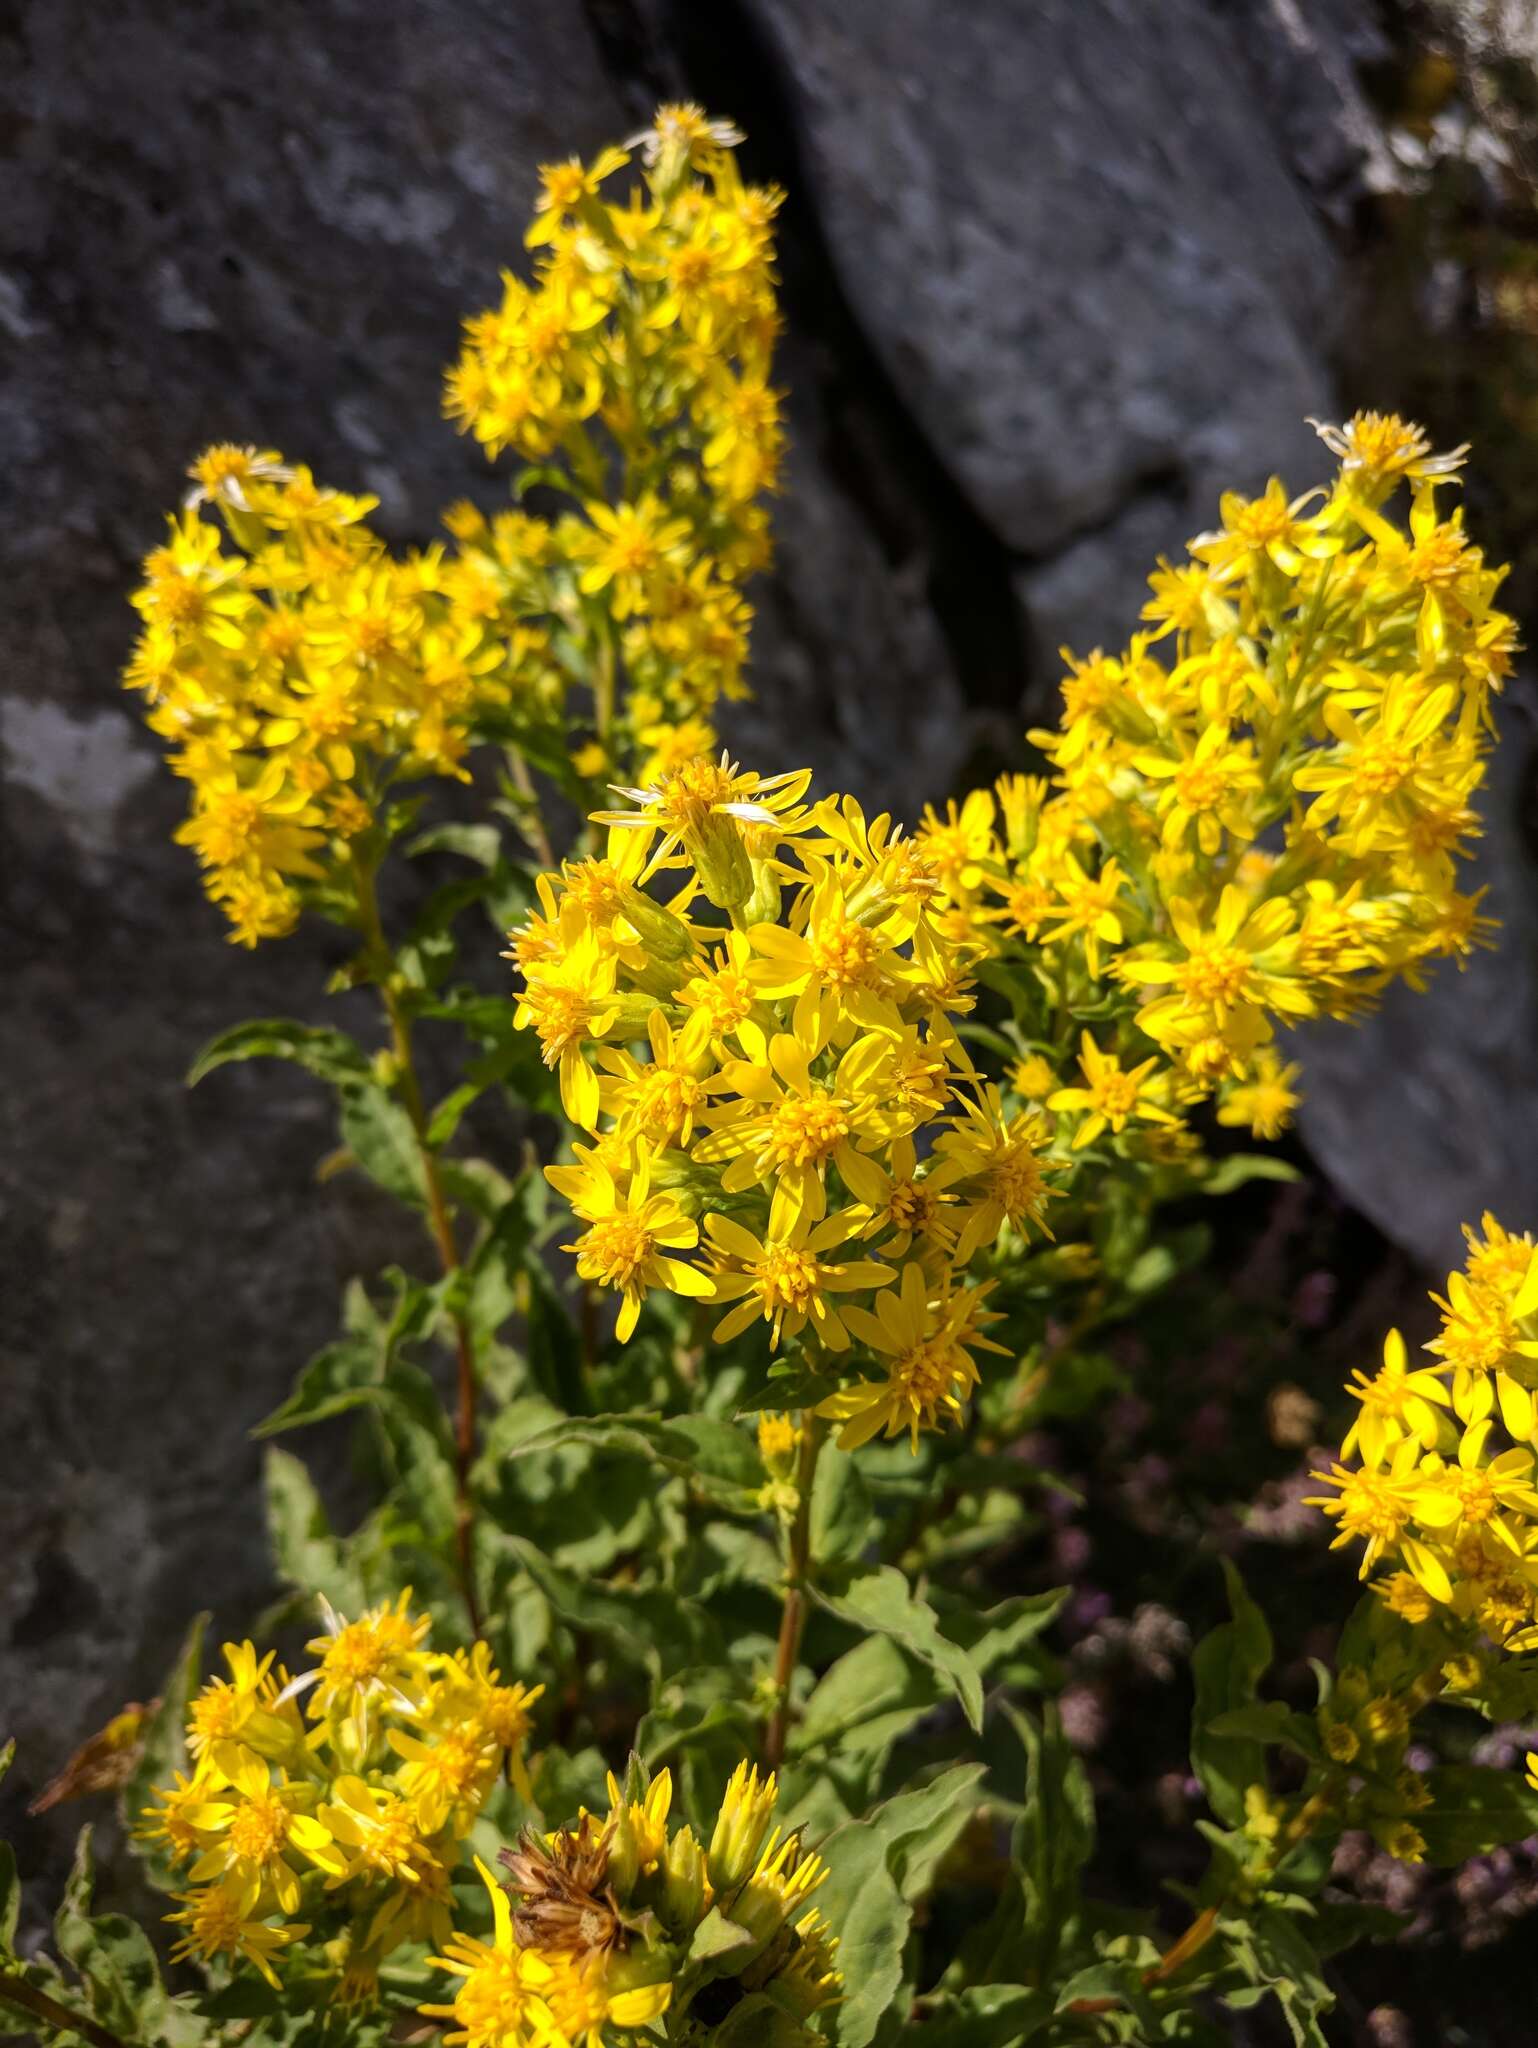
[5,0,1538,1989]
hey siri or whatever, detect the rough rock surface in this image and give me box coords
[5,0,1536,1903]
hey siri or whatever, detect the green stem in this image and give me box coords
[763,1414,826,1770]
[351,851,484,1640]
[506,749,556,870]
[0,1977,128,2048]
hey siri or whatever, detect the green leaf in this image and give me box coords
[817,1766,988,2048]
[54,1827,172,2039]
[1010,1703,1094,1983]
[337,1079,428,1206]
[488,1412,760,1512]
[263,1446,367,1612]
[929,1589,1066,1682]
[1206,1702,1319,1760]
[253,1329,381,1437]
[123,1611,207,1888]
[1191,1558,1273,1827]
[407,822,504,867]
[908,1986,1055,2046]
[187,1017,371,1088]
[1414,1765,1538,1864]
[1199,1153,1301,1196]
[687,1905,759,1976]
[506,1537,720,1678]
[812,1564,984,1732]
[792,1636,941,1760]
[1054,1960,1158,2032]
[810,1441,876,1565]
[1219,1906,1335,2047]
[714,1993,821,2045]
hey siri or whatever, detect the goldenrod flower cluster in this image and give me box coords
[425,1761,839,2048]
[510,758,1032,1453]
[1311,1214,1538,1648]
[928,414,1514,1139]
[444,103,782,763]
[122,106,781,945]
[122,453,533,945]
[141,1597,541,2006]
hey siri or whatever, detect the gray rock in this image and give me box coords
[744,0,1341,565]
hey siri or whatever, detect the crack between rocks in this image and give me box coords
[579,0,1037,722]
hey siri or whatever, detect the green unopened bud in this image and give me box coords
[687,816,753,909]
[660,1824,707,1936]
[607,1807,641,1901]
[618,888,696,963]
[707,1762,779,1892]
[740,858,783,929]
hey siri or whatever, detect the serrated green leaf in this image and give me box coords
[1191,1558,1273,1827]
[812,1564,984,1732]
[187,1017,371,1089]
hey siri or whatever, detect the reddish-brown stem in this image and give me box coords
[763,1416,824,1771]
[0,1976,129,2048]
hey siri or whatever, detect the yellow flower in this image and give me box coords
[1048,1031,1176,1150]
[549,1145,713,1341]
[167,1880,309,1990]
[816,1260,1004,1451]
[1120,885,1311,1039]
[703,1209,894,1352]
[423,1858,555,2048]
[1215,1052,1302,1141]
[929,1088,1058,1264]
[1341,1329,1452,1468]
[1038,851,1129,976]
[285,1590,431,1738]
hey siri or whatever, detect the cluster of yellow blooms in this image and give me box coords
[1312,1214,1538,1651]
[510,763,1027,1454]
[920,412,1512,1140]
[511,413,1514,1453]
[142,1606,838,2041]
[122,107,783,945]
[142,1597,542,2006]
[427,1761,839,2047]
[122,454,533,945]
[444,104,782,755]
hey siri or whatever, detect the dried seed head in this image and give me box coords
[499,1816,624,1957]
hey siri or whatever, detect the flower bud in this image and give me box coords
[687,816,754,909]
[707,1762,778,1892]
[606,1807,641,1900]
[659,1823,707,1935]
